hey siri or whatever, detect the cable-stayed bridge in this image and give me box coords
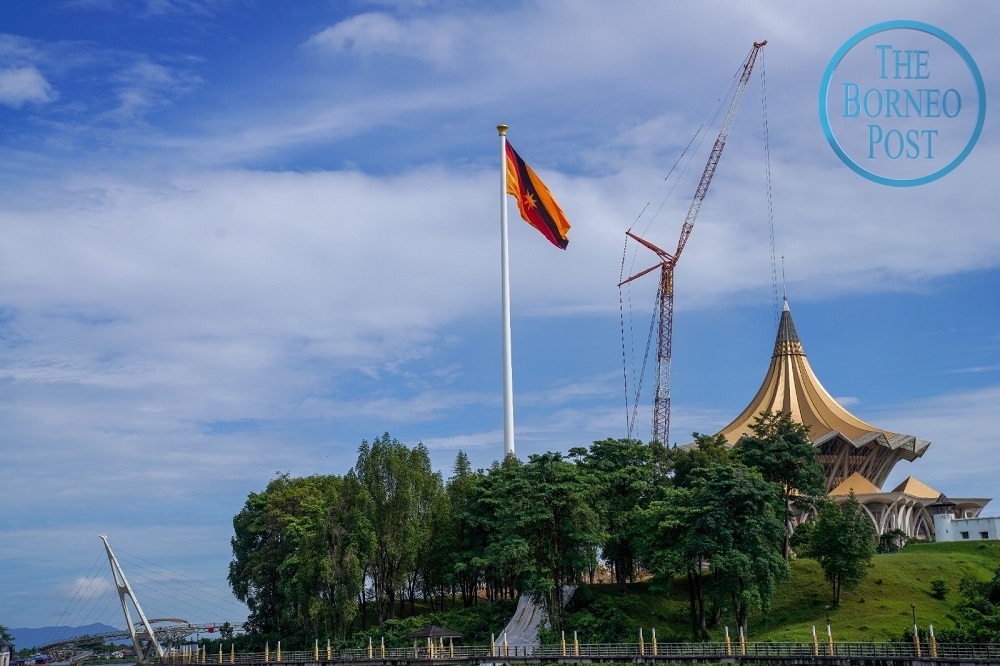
[35,537,247,663]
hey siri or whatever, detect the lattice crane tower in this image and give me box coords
[619,41,766,446]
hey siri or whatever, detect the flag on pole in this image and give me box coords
[504,142,571,249]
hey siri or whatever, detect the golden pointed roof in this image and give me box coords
[719,299,894,442]
[891,476,941,499]
[717,299,929,490]
[830,472,882,496]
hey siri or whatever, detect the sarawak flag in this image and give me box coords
[505,142,571,249]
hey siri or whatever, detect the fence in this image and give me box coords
[153,640,1000,664]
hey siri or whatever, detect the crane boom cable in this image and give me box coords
[759,49,779,326]
[624,66,742,279]
[675,44,764,262]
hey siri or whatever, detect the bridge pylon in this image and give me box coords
[100,535,165,663]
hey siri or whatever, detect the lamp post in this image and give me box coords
[825,605,833,655]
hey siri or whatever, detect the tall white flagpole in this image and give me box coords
[498,124,515,458]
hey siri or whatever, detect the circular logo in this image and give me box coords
[819,20,986,187]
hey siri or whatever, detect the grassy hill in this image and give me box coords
[586,540,1000,643]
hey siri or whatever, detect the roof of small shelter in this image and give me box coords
[717,299,929,461]
[404,625,463,639]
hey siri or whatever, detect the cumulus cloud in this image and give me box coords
[0,66,55,107]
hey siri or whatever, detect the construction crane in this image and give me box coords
[619,40,766,446]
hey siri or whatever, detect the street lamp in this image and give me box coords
[911,603,917,635]
[825,606,830,626]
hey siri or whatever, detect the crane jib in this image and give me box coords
[620,40,765,447]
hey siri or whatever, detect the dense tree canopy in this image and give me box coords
[226,416,842,644]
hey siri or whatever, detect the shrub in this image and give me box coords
[930,579,949,600]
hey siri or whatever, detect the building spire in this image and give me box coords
[774,296,801,354]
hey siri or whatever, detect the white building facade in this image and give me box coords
[934,512,1000,542]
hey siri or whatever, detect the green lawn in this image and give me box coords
[592,540,1000,643]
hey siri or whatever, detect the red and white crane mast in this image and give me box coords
[620,40,766,446]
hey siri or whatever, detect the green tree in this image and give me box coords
[228,473,364,640]
[354,433,444,623]
[733,411,826,562]
[692,463,788,636]
[641,485,703,637]
[518,452,602,629]
[667,433,731,490]
[877,528,907,554]
[809,493,876,603]
[466,452,601,630]
[446,451,485,608]
[935,567,1000,642]
[641,433,732,638]
[569,438,653,588]
[466,455,530,601]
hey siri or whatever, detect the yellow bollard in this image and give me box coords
[503,633,508,658]
[639,628,645,656]
[651,628,657,656]
[380,637,385,659]
[314,639,318,662]
[724,626,731,657]
[913,625,921,658]
[827,624,834,655]
[230,644,234,665]
[276,642,281,663]
[449,637,454,658]
[929,625,937,659]
[573,631,579,657]
[561,631,566,657]
[490,634,496,657]
[202,646,206,664]
[327,639,331,661]
[413,640,417,659]
[811,625,818,656]
[265,642,269,663]
[218,643,223,664]
[368,637,373,660]
[739,626,746,656]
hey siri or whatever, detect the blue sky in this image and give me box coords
[1,0,998,631]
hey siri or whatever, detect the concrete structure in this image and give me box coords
[931,495,1000,541]
[717,298,990,539]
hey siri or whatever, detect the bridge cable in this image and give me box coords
[42,550,107,647]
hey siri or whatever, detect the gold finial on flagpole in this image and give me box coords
[497,124,508,136]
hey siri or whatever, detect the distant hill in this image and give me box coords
[9,624,120,650]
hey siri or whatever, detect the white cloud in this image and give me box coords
[0,66,55,107]
[305,12,463,67]
[873,385,1000,500]
[70,575,114,600]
